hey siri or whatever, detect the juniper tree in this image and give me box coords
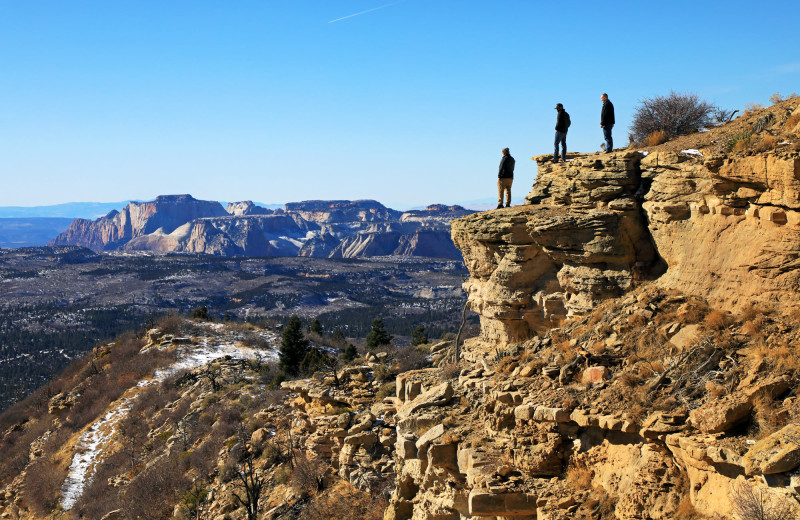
[411,325,428,346]
[309,318,323,335]
[365,318,393,350]
[279,314,309,376]
[341,343,358,363]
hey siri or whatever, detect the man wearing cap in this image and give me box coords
[497,147,515,209]
[554,103,570,162]
[601,93,615,152]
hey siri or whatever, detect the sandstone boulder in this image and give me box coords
[743,424,800,475]
[397,382,453,419]
[468,490,538,517]
[581,366,609,384]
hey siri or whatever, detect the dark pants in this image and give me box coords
[554,131,567,161]
[603,125,614,152]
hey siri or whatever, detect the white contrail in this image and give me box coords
[328,2,402,23]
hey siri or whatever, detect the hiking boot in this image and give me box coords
[505,203,511,208]
[496,203,503,209]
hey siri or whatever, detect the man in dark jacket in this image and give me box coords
[601,93,615,152]
[554,103,569,162]
[497,147,515,209]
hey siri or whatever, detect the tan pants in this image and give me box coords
[498,178,513,206]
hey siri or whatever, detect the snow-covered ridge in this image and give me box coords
[60,329,278,510]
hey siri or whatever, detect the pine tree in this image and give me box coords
[365,318,393,350]
[279,314,309,376]
[341,343,358,363]
[411,325,428,346]
[309,318,323,335]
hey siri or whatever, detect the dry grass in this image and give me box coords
[752,394,787,438]
[753,134,778,152]
[703,310,728,331]
[674,495,703,519]
[587,340,606,356]
[644,129,668,147]
[705,381,727,398]
[740,319,763,338]
[677,298,709,324]
[627,313,647,327]
[744,102,765,116]
[785,112,800,133]
[496,357,518,374]
[747,338,800,373]
[565,461,593,490]
[617,372,642,388]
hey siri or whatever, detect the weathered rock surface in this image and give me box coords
[641,151,800,305]
[451,152,655,344]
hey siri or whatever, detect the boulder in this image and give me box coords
[468,490,538,517]
[688,395,752,434]
[250,427,271,447]
[581,366,609,384]
[397,382,453,419]
[743,424,800,475]
[533,407,570,423]
[415,424,445,453]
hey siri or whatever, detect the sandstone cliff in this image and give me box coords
[50,194,229,250]
[52,198,473,260]
[452,99,800,344]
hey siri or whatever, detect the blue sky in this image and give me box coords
[1,1,798,209]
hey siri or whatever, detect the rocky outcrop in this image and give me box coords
[451,152,656,344]
[452,145,800,345]
[225,200,272,216]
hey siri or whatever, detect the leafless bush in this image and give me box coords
[730,481,795,520]
[301,481,388,520]
[291,452,327,496]
[120,454,189,519]
[155,313,184,336]
[630,91,715,143]
[23,457,66,515]
[712,106,737,125]
[395,344,428,373]
[232,453,266,520]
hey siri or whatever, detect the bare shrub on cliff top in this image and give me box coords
[630,91,715,143]
[730,481,795,520]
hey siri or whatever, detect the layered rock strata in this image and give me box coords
[641,151,800,305]
[452,147,800,346]
[53,197,473,260]
[451,152,656,345]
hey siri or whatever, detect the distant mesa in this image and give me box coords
[226,201,272,216]
[50,195,474,260]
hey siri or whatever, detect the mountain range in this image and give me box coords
[49,195,475,259]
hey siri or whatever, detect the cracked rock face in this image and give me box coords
[451,152,655,345]
[641,152,800,305]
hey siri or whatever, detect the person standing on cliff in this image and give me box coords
[497,147,515,209]
[554,103,570,162]
[601,93,615,152]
